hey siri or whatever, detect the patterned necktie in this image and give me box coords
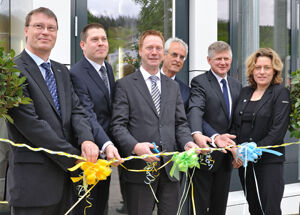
[149,76,160,115]
[41,62,61,116]
[221,79,230,118]
[100,66,109,90]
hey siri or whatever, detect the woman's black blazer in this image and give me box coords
[231,84,290,164]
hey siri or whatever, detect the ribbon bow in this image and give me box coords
[237,142,283,167]
[169,149,200,180]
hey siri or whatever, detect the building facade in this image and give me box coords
[1,0,300,214]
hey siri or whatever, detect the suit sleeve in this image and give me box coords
[110,81,138,156]
[8,77,85,171]
[174,86,194,150]
[202,120,218,137]
[187,77,206,133]
[257,87,290,146]
[70,71,110,148]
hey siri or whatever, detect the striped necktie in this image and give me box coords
[100,66,109,89]
[41,62,61,116]
[149,76,160,115]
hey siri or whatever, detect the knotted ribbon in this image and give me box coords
[237,142,283,167]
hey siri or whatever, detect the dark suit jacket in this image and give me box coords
[6,50,94,207]
[175,77,190,109]
[188,70,242,171]
[70,57,115,147]
[231,84,290,164]
[175,77,215,136]
[110,70,193,183]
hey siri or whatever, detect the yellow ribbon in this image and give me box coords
[1,137,300,215]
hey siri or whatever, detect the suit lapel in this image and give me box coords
[51,62,65,119]
[20,51,59,117]
[84,58,111,105]
[104,61,115,105]
[133,70,159,117]
[207,70,229,120]
[254,85,273,114]
[160,74,168,117]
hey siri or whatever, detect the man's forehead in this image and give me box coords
[30,13,57,23]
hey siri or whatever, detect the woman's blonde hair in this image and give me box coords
[246,48,283,88]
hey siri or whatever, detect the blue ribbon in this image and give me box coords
[237,142,282,167]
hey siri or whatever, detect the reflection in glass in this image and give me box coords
[236,0,290,86]
[0,0,10,51]
[88,0,172,79]
[218,0,229,42]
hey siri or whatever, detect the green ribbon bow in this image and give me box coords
[169,149,200,180]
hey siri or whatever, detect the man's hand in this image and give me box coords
[185,141,203,154]
[192,133,211,154]
[81,140,99,163]
[214,133,236,153]
[105,144,123,166]
[133,142,160,163]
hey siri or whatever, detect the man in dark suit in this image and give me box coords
[188,41,242,215]
[110,30,200,215]
[6,7,99,215]
[70,23,122,215]
[161,37,190,108]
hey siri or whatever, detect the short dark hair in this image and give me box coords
[80,23,106,42]
[25,7,58,29]
[138,30,164,50]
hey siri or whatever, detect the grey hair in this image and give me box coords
[164,37,188,59]
[208,41,232,59]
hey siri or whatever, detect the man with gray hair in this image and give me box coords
[188,41,242,214]
[161,37,190,108]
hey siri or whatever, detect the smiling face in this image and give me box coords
[207,50,232,78]
[25,12,57,59]
[253,56,275,89]
[163,42,186,77]
[139,35,164,74]
[80,27,109,65]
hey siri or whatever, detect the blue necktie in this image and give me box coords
[221,79,230,118]
[149,76,160,115]
[41,62,61,116]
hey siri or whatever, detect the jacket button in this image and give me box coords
[249,138,253,141]
[239,111,243,115]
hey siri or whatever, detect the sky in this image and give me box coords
[88,0,141,18]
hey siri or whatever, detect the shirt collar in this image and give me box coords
[211,69,228,83]
[25,48,50,66]
[85,56,105,72]
[161,68,175,80]
[140,66,161,81]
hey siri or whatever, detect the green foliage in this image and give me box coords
[218,20,229,42]
[134,0,172,38]
[289,70,300,138]
[0,44,31,123]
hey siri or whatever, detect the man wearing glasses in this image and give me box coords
[6,7,98,215]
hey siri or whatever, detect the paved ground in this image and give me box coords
[108,167,125,215]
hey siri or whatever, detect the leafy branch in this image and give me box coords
[289,70,300,138]
[0,44,31,123]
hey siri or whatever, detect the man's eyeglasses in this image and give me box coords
[27,24,57,32]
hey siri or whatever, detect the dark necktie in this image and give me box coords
[100,66,109,90]
[149,76,160,115]
[221,79,230,118]
[41,62,61,116]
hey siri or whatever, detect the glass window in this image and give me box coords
[87,0,173,79]
[0,0,10,51]
[218,0,229,42]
